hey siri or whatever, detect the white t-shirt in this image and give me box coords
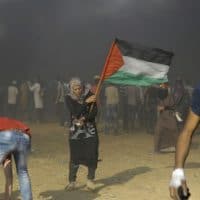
[29,82,43,109]
[105,85,119,105]
[8,85,18,104]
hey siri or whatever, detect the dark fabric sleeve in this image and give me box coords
[82,91,98,122]
[175,90,190,121]
[84,102,98,122]
[65,95,87,119]
[191,86,200,116]
[65,92,98,122]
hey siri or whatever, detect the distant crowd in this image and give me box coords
[0,76,194,140]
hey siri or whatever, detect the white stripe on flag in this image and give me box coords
[120,56,169,79]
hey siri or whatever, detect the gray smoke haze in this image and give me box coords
[0,0,199,83]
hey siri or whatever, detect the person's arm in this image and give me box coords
[84,102,98,121]
[3,156,13,200]
[81,94,97,122]
[28,83,38,92]
[65,95,87,120]
[170,109,199,199]
[175,109,199,168]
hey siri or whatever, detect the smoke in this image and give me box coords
[0,24,6,38]
[0,0,24,3]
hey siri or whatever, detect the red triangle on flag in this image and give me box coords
[103,42,124,79]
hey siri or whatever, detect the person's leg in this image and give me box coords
[7,104,11,117]
[0,131,14,163]
[39,108,44,123]
[3,158,13,200]
[68,162,79,183]
[35,108,43,123]
[113,105,119,134]
[132,106,137,131]
[34,108,40,123]
[59,102,65,126]
[127,105,135,132]
[122,103,128,132]
[104,105,111,134]
[13,134,32,200]
[87,167,95,180]
[146,110,152,133]
[65,162,79,190]
[0,131,16,200]
[154,122,162,153]
[150,107,157,134]
[13,104,17,119]
[86,167,96,190]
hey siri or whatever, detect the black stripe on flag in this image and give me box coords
[115,38,174,65]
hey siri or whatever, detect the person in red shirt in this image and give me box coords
[0,117,32,200]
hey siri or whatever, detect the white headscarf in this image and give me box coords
[69,77,83,101]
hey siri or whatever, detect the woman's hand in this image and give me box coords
[85,95,96,103]
[73,117,85,126]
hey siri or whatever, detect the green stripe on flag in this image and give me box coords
[105,70,168,86]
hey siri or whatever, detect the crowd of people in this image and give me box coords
[0,75,194,135]
[0,74,198,200]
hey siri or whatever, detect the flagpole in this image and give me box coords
[89,39,116,114]
[94,39,116,98]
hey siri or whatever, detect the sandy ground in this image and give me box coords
[1,122,200,200]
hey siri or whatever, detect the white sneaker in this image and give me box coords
[86,179,96,190]
[65,182,76,191]
[160,146,175,152]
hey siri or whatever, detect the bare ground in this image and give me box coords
[1,123,200,200]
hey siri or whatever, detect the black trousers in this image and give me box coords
[69,162,96,182]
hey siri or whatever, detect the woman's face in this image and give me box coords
[72,85,82,97]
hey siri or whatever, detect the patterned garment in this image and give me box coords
[70,122,96,140]
[65,90,99,168]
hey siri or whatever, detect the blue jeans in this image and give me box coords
[0,130,32,200]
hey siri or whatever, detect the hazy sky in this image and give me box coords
[0,0,199,83]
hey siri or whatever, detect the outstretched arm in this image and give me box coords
[170,109,199,199]
[3,157,13,200]
[175,109,199,168]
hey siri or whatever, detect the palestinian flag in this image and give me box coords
[101,38,174,86]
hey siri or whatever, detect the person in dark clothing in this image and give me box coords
[65,78,99,191]
[172,78,190,130]
[144,86,158,134]
[154,83,179,153]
